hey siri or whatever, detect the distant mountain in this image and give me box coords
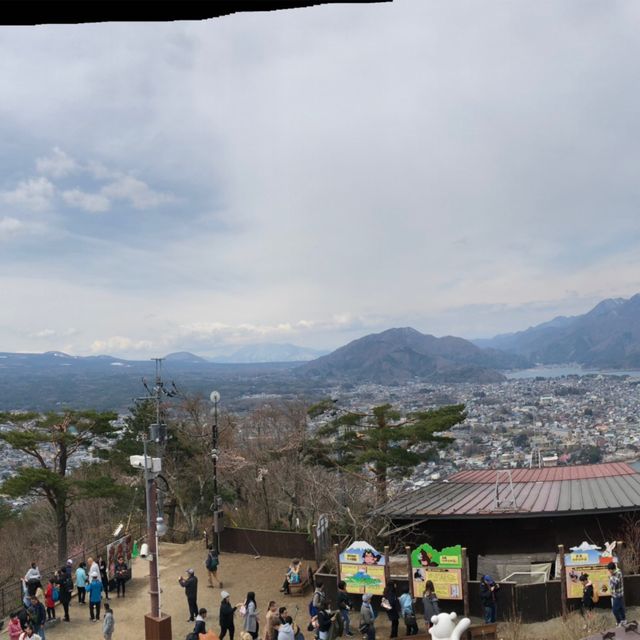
[475,295,640,368]
[297,327,528,383]
[164,351,209,364]
[212,343,328,363]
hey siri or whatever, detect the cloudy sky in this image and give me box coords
[1,1,640,358]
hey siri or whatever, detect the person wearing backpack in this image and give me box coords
[44,578,56,620]
[55,566,73,622]
[206,545,222,588]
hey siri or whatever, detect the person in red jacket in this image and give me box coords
[44,577,57,620]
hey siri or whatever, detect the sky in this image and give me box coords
[1,0,640,359]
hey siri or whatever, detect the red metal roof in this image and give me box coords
[449,462,635,484]
[377,463,640,519]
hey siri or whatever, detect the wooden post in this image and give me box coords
[334,544,342,586]
[616,540,625,573]
[405,546,414,598]
[384,545,390,591]
[462,547,470,617]
[558,545,567,619]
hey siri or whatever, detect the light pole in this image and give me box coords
[210,390,221,553]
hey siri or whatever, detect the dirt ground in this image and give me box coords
[27,542,639,640]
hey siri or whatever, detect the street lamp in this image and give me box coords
[210,390,222,553]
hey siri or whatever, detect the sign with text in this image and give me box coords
[339,541,386,595]
[411,543,463,600]
[564,545,617,599]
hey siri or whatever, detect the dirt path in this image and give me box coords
[41,541,314,640]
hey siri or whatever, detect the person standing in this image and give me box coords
[277,616,296,640]
[98,556,110,600]
[382,582,400,639]
[194,608,208,635]
[114,555,128,598]
[311,582,327,616]
[480,576,499,624]
[87,574,104,621]
[55,565,73,622]
[265,601,279,640]
[18,625,41,640]
[337,580,354,637]
[8,611,23,640]
[579,573,594,619]
[316,603,336,640]
[398,587,418,636]
[608,561,627,627]
[24,564,42,597]
[44,578,56,621]
[243,591,259,640]
[103,603,115,640]
[359,593,376,640]
[27,596,46,640]
[220,590,237,640]
[179,569,199,622]
[422,581,440,628]
[87,557,101,584]
[76,562,88,604]
[206,545,223,588]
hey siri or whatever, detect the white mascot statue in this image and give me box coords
[428,612,472,640]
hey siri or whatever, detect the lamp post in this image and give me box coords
[210,390,221,553]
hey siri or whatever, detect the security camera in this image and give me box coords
[139,543,149,559]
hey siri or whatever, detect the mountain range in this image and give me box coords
[474,294,640,368]
[298,327,528,383]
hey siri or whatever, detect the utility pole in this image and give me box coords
[137,358,175,640]
[210,390,221,553]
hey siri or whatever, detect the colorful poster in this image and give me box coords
[564,544,617,599]
[411,543,463,601]
[106,534,132,580]
[339,541,386,595]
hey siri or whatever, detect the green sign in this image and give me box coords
[411,543,462,569]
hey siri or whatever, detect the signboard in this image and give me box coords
[339,541,386,595]
[411,543,463,601]
[564,544,617,599]
[106,534,132,580]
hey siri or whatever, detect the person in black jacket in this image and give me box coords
[337,581,354,637]
[579,573,594,618]
[179,569,199,622]
[114,556,129,598]
[193,608,208,635]
[220,590,237,640]
[316,604,336,640]
[55,565,73,622]
[383,582,400,639]
[480,575,499,623]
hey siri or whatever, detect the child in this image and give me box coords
[8,611,23,640]
[44,578,56,620]
[103,603,115,640]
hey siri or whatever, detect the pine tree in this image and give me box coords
[311,403,466,504]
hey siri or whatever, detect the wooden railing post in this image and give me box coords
[558,545,567,619]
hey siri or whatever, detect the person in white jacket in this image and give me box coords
[87,557,101,582]
[277,616,295,640]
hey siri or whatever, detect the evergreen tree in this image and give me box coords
[310,403,466,504]
[0,410,123,564]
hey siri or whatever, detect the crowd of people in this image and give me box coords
[7,554,128,640]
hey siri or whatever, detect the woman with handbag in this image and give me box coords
[398,587,418,636]
[382,582,400,639]
[243,591,259,640]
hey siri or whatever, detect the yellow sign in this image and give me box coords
[570,553,589,564]
[341,564,386,595]
[413,567,463,600]
[566,565,611,599]
[343,553,360,562]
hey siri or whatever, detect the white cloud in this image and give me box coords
[30,327,79,339]
[90,335,153,354]
[0,216,24,238]
[1,177,55,212]
[62,188,111,213]
[101,175,173,209]
[36,147,78,178]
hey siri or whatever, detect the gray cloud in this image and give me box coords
[0,1,639,357]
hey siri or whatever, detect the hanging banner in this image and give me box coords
[411,543,463,600]
[339,541,386,595]
[106,534,133,580]
[564,542,617,599]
